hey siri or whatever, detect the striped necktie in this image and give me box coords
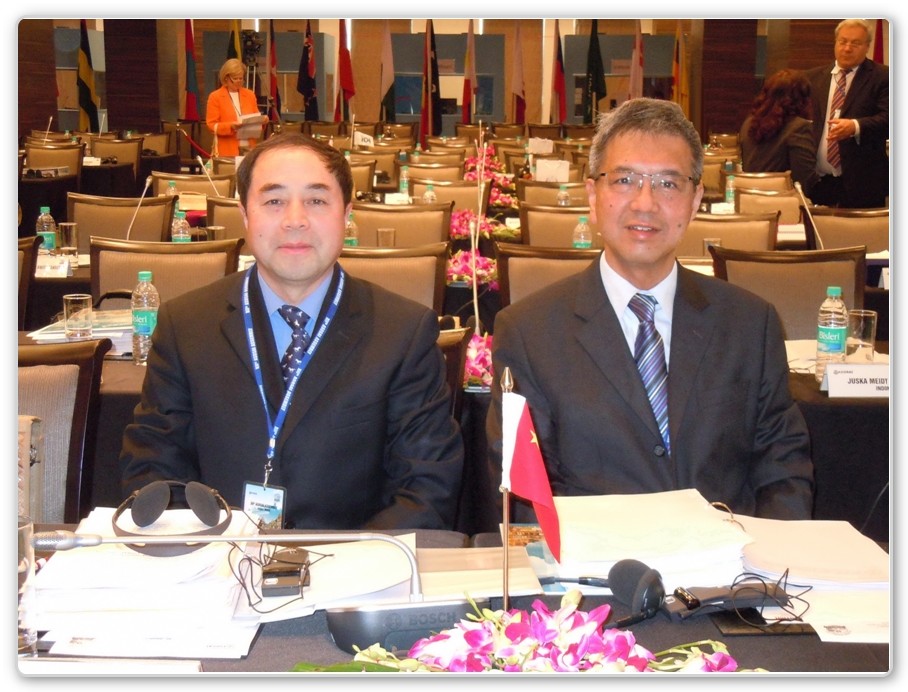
[278,305,311,387]
[628,293,670,454]
[826,69,851,170]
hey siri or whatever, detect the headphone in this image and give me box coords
[112,480,232,557]
[604,559,666,629]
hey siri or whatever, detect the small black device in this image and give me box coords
[262,547,311,598]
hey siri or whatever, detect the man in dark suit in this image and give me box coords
[487,99,813,521]
[120,134,463,530]
[807,18,888,209]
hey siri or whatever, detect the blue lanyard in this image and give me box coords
[241,266,345,485]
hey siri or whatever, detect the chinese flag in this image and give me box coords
[502,391,561,562]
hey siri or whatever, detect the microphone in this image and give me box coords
[43,116,53,142]
[197,155,223,197]
[125,176,153,240]
[603,559,665,629]
[794,182,823,249]
[32,527,479,655]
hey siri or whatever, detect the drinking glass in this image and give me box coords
[846,309,877,362]
[57,222,79,259]
[63,293,93,340]
[377,228,396,248]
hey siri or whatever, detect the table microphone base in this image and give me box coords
[326,598,488,654]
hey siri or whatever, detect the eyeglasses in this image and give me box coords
[597,169,695,200]
[836,38,868,48]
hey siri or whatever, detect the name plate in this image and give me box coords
[824,363,890,398]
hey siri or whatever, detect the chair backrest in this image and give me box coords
[676,211,780,258]
[150,171,235,197]
[380,121,417,140]
[734,187,803,225]
[353,147,403,192]
[516,180,587,206]
[18,337,112,523]
[398,161,464,183]
[709,245,866,340]
[454,123,489,143]
[518,203,593,247]
[18,236,42,331]
[140,132,174,155]
[708,132,740,148]
[721,169,792,192]
[496,242,601,308]
[805,207,889,253]
[527,123,564,139]
[563,124,597,139]
[410,180,491,214]
[413,149,466,166]
[350,200,454,247]
[24,142,85,186]
[701,158,726,197]
[212,156,238,177]
[493,123,526,139]
[67,192,177,254]
[349,159,376,194]
[309,121,343,137]
[89,236,244,309]
[338,241,448,314]
[206,196,247,240]
[90,137,144,180]
[436,326,472,419]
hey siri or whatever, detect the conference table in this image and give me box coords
[29,525,887,673]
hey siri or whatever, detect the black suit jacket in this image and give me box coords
[487,259,814,520]
[120,264,464,530]
[807,58,889,208]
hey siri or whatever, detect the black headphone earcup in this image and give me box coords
[608,559,665,613]
[129,480,172,527]
[185,481,222,527]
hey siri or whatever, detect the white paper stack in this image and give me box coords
[546,489,752,592]
[34,507,262,659]
[28,308,134,356]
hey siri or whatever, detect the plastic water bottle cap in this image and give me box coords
[138,270,152,282]
[579,216,589,224]
[827,286,842,297]
[40,206,50,213]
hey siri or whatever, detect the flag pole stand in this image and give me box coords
[499,366,515,612]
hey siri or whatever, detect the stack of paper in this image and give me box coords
[538,489,752,593]
[34,507,261,659]
[28,308,134,356]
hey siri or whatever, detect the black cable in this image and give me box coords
[859,481,889,536]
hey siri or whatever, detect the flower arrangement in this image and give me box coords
[450,209,506,241]
[489,186,517,210]
[447,249,498,291]
[463,332,493,389]
[294,591,757,674]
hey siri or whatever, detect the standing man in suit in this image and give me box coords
[120,134,464,530]
[807,19,888,208]
[486,98,813,522]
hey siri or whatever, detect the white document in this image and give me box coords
[552,489,751,592]
[534,158,569,182]
[235,113,267,140]
[527,137,555,154]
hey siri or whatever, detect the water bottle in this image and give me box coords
[344,150,351,162]
[572,215,592,249]
[131,270,160,366]
[725,174,735,205]
[165,181,178,198]
[399,165,410,198]
[412,144,422,163]
[171,210,191,243]
[344,212,359,247]
[556,184,571,207]
[815,285,848,383]
[35,206,57,255]
[421,183,437,204]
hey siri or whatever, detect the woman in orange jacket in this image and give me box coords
[206,59,266,156]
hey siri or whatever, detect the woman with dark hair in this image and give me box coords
[739,69,818,194]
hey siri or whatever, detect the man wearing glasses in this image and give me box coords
[486,98,813,523]
[807,19,888,208]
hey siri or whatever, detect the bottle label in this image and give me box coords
[172,235,191,243]
[572,241,592,249]
[133,309,158,336]
[344,238,359,247]
[38,231,55,251]
[817,325,847,354]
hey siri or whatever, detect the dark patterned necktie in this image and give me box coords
[278,305,311,387]
[628,293,670,454]
[826,69,851,170]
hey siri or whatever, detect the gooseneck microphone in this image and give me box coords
[197,155,223,197]
[603,559,666,629]
[125,175,154,240]
[794,181,824,250]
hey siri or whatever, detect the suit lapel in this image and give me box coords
[841,59,871,117]
[572,263,662,440]
[666,268,715,447]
